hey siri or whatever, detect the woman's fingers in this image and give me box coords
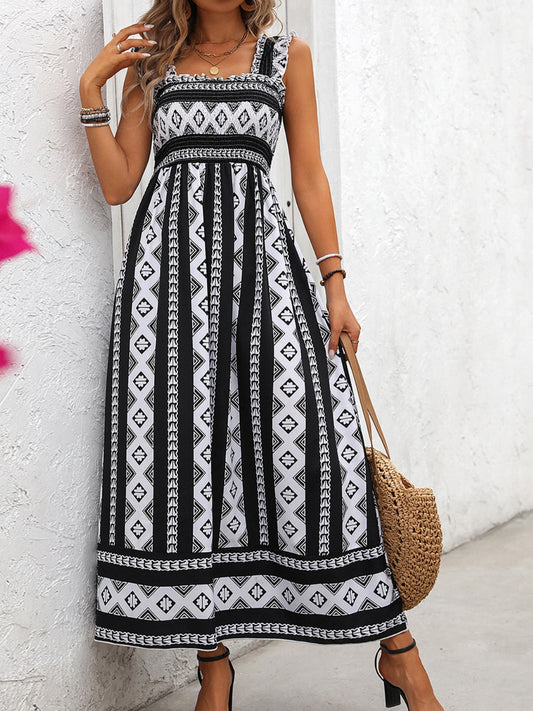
[328,327,339,360]
[111,22,154,46]
[328,326,361,359]
[106,24,155,59]
[113,37,157,54]
[348,329,360,354]
[81,24,155,88]
[325,301,361,360]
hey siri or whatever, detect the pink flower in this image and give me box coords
[0,343,17,371]
[0,184,35,263]
[0,184,35,375]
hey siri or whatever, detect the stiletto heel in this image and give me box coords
[374,637,416,709]
[196,644,235,711]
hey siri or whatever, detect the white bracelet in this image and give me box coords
[316,252,342,265]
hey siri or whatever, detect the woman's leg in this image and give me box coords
[194,642,234,711]
[377,630,445,711]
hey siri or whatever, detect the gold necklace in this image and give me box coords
[192,27,250,76]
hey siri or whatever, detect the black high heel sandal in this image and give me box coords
[374,637,417,709]
[197,644,235,711]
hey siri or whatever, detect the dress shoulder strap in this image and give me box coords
[271,30,297,80]
[256,30,297,80]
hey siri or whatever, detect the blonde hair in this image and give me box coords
[123,0,282,122]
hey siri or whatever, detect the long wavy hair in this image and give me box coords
[123,0,282,123]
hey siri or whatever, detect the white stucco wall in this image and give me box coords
[0,0,531,709]
[0,2,248,710]
[334,0,533,550]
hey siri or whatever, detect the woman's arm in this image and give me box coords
[283,37,362,356]
[79,23,155,205]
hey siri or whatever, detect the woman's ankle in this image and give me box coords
[380,630,415,651]
[198,642,226,658]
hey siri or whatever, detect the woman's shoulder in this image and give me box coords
[270,29,307,46]
[268,31,310,61]
[274,31,311,70]
[274,31,310,63]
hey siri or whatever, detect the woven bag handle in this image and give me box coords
[338,332,391,459]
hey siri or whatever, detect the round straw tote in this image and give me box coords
[339,333,443,610]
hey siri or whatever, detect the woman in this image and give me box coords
[80,1,444,709]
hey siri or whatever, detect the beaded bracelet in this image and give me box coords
[320,268,346,285]
[80,116,110,124]
[80,106,109,113]
[80,105,111,126]
[81,119,111,127]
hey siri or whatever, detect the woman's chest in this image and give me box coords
[151,76,285,150]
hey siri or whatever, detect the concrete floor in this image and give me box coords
[142,510,533,711]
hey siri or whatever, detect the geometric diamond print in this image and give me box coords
[97,30,406,652]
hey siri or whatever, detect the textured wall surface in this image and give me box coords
[0,0,531,709]
[0,2,264,710]
[334,0,533,550]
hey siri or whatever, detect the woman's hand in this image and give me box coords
[80,22,156,90]
[326,293,362,359]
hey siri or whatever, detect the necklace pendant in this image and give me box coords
[209,66,219,75]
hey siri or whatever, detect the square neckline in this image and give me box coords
[167,31,268,82]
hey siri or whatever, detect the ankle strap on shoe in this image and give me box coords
[379,638,416,655]
[197,646,229,662]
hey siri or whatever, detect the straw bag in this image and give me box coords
[338,332,443,611]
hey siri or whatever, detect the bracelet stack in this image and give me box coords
[80,105,111,127]
[316,251,345,285]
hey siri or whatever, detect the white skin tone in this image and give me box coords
[80,2,444,709]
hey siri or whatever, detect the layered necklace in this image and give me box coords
[191,26,251,76]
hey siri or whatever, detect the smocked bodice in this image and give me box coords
[147,31,296,175]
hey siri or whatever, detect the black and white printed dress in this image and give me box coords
[94,30,408,650]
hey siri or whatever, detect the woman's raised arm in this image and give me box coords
[79,22,155,205]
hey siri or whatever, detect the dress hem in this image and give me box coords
[94,614,408,651]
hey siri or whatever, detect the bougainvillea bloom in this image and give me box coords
[0,344,16,370]
[0,185,35,263]
[0,184,35,374]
